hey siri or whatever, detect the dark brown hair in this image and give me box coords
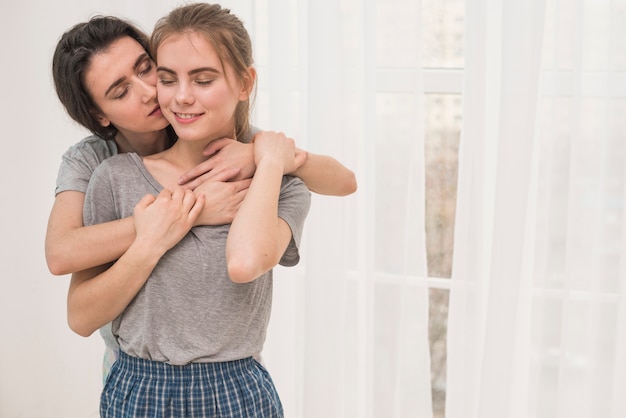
[52,16,151,140]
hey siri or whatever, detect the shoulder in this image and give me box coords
[55,135,119,195]
[281,175,309,195]
[94,152,140,175]
[63,135,118,163]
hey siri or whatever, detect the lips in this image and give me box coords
[173,112,202,124]
[149,106,163,117]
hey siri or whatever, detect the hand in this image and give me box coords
[288,147,309,175]
[178,138,255,189]
[133,188,205,256]
[253,131,298,172]
[193,179,251,226]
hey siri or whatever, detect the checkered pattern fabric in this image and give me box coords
[100,351,283,417]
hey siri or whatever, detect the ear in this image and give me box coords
[96,114,111,127]
[238,66,257,101]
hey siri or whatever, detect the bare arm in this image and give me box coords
[67,189,204,336]
[178,135,357,196]
[226,132,296,283]
[45,191,136,276]
[289,150,357,196]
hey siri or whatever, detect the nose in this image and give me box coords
[175,82,195,105]
[138,77,157,104]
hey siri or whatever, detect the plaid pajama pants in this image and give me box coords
[100,351,284,418]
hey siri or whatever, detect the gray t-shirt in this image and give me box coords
[84,152,310,365]
[55,135,118,195]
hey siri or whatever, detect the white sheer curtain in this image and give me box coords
[447,0,626,417]
[254,0,433,417]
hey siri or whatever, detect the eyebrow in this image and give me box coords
[104,53,150,97]
[157,66,221,76]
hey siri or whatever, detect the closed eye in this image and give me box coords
[114,86,130,99]
[159,78,176,86]
[138,60,154,77]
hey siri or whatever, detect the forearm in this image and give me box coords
[291,152,357,196]
[46,217,136,276]
[226,159,284,283]
[67,240,161,337]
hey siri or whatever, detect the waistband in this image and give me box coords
[115,350,256,382]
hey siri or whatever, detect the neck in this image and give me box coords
[166,140,211,170]
[164,122,239,170]
[114,130,169,156]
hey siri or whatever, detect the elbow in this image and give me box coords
[331,171,357,196]
[227,254,273,284]
[47,259,71,276]
[46,244,73,276]
[67,312,96,338]
[227,258,259,284]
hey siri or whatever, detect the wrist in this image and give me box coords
[128,237,168,266]
[255,158,284,178]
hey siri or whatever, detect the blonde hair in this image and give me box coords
[151,3,255,140]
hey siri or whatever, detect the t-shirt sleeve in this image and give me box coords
[277,176,311,267]
[54,137,117,195]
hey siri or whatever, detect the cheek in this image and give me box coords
[211,86,241,109]
[146,72,159,88]
[156,86,171,106]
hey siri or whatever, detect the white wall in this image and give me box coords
[0,1,261,416]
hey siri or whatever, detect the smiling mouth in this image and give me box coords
[175,112,201,119]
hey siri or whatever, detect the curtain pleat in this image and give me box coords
[449,0,626,416]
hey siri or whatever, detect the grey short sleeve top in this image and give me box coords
[54,135,118,195]
[84,152,311,365]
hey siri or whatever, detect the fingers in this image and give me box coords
[170,187,187,202]
[184,167,243,191]
[211,167,242,183]
[293,148,308,171]
[170,189,202,218]
[151,188,199,215]
[179,189,198,216]
[178,159,242,186]
[156,189,173,201]
[178,160,215,185]
[135,193,157,210]
[188,193,205,222]
[203,137,234,156]
[233,178,252,192]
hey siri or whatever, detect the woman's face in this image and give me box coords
[84,36,169,140]
[155,31,249,143]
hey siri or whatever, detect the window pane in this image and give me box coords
[429,287,449,418]
[425,93,461,417]
[425,94,462,279]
